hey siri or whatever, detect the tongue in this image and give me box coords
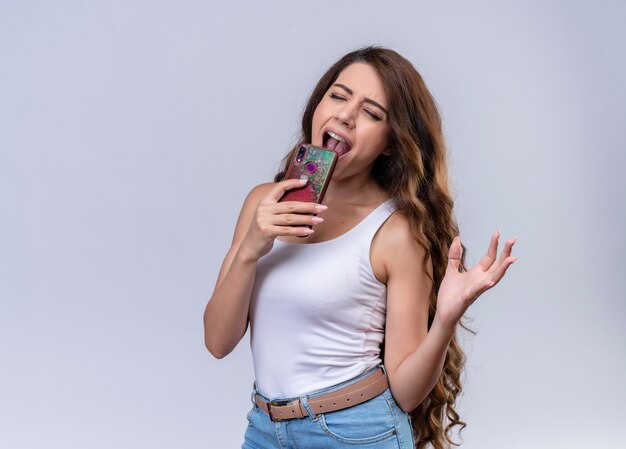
[335,141,351,156]
[326,137,351,155]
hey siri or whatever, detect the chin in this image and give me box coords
[312,134,323,147]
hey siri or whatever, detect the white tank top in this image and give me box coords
[249,199,397,398]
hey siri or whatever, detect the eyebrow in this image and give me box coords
[333,83,389,115]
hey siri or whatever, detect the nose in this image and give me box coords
[334,101,357,129]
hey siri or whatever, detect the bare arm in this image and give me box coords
[378,217,517,412]
[203,179,327,358]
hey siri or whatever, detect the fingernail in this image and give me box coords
[311,217,324,224]
[304,228,315,234]
[298,178,308,183]
[315,204,328,211]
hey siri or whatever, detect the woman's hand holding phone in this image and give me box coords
[238,179,327,261]
[237,145,336,260]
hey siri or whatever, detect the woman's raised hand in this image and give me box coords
[434,231,517,331]
[238,178,327,261]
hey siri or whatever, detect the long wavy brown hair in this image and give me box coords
[275,46,468,449]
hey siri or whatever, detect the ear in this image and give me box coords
[381,147,393,156]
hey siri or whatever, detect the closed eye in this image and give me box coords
[329,93,347,101]
[364,109,382,121]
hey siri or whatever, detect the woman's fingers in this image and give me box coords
[486,237,517,275]
[478,230,499,271]
[252,216,319,240]
[498,238,517,263]
[249,180,329,241]
[488,254,517,285]
[479,237,517,291]
[477,232,516,274]
[262,180,327,215]
[268,178,308,202]
[273,224,316,237]
[269,213,324,227]
[270,201,328,216]
[446,236,462,272]
[257,201,327,231]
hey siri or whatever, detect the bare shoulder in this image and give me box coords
[371,211,430,284]
[377,212,415,246]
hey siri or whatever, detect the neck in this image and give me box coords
[323,175,388,207]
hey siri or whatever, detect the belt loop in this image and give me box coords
[299,395,320,422]
[251,382,258,407]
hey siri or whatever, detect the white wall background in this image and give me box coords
[1,1,624,447]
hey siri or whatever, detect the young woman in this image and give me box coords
[204,46,516,449]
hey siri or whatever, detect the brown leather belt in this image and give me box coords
[255,368,388,422]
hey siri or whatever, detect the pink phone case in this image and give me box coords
[279,145,338,204]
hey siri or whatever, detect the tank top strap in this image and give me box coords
[351,198,397,243]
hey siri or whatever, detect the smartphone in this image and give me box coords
[279,144,338,204]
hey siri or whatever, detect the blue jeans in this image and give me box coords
[242,367,415,448]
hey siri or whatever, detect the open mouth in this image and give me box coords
[323,131,352,156]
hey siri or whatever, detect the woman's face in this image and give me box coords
[311,62,391,181]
